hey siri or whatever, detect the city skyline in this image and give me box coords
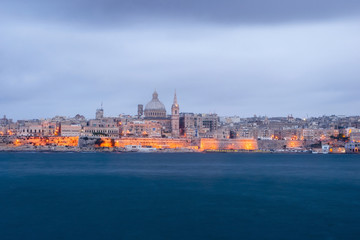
[1,88,360,121]
[1,0,360,119]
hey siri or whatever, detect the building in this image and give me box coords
[96,105,104,119]
[122,120,163,138]
[18,124,43,137]
[41,121,58,136]
[171,91,180,137]
[60,124,82,137]
[83,117,120,138]
[144,91,167,119]
[138,90,181,137]
[180,113,219,138]
[137,104,143,118]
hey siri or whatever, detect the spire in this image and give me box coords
[173,90,178,105]
[152,90,158,99]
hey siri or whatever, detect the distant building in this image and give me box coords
[18,124,43,137]
[171,91,180,137]
[144,91,167,119]
[60,124,81,137]
[96,105,104,119]
[137,90,181,137]
[350,132,360,142]
[0,115,12,126]
[137,104,143,118]
[83,117,120,138]
[180,113,219,138]
[41,121,58,136]
[122,120,162,138]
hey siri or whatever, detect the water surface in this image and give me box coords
[0,152,359,240]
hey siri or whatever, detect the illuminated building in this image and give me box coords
[345,142,360,153]
[41,121,57,136]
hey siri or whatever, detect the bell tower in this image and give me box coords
[171,90,180,138]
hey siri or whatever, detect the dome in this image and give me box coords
[144,91,167,119]
[145,91,166,111]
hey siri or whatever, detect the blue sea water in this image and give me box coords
[0,152,359,240]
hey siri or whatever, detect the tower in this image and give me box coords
[96,103,104,119]
[171,90,180,137]
[137,104,143,118]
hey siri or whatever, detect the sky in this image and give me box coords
[1,0,360,120]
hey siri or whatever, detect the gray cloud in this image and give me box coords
[0,1,360,120]
[2,0,360,26]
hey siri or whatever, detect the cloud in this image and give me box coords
[2,0,360,26]
[0,1,360,119]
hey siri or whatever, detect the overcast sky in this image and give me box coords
[1,0,360,120]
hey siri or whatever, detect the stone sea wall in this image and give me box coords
[200,138,258,150]
[257,140,303,150]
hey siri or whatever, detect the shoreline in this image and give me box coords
[0,149,352,154]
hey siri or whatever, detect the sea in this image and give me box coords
[0,152,359,240]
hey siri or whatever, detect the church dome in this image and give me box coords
[145,91,166,111]
[144,91,167,118]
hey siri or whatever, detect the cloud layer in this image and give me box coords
[1,1,360,119]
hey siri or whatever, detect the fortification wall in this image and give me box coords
[200,138,258,150]
[13,137,79,147]
[114,138,193,149]
[257,140,303,150]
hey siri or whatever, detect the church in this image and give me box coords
[138,90,179,137]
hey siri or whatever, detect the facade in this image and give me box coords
[122,120,162,138]
[180,113,219,138]
[60,124,82,137]
[18,124,43,137]
[345,142,360,153]
[41,121,58,136]
[350,132,360,142]
[83,117,120,138]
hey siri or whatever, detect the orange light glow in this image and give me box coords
[113,138,194,150]
[287,140,302,149]
[96,138,115,148]
[12,137,78,147]
[54,127,60,136]
[200,139,257,151]
[14,139,21,146]
[291,135,298,140]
